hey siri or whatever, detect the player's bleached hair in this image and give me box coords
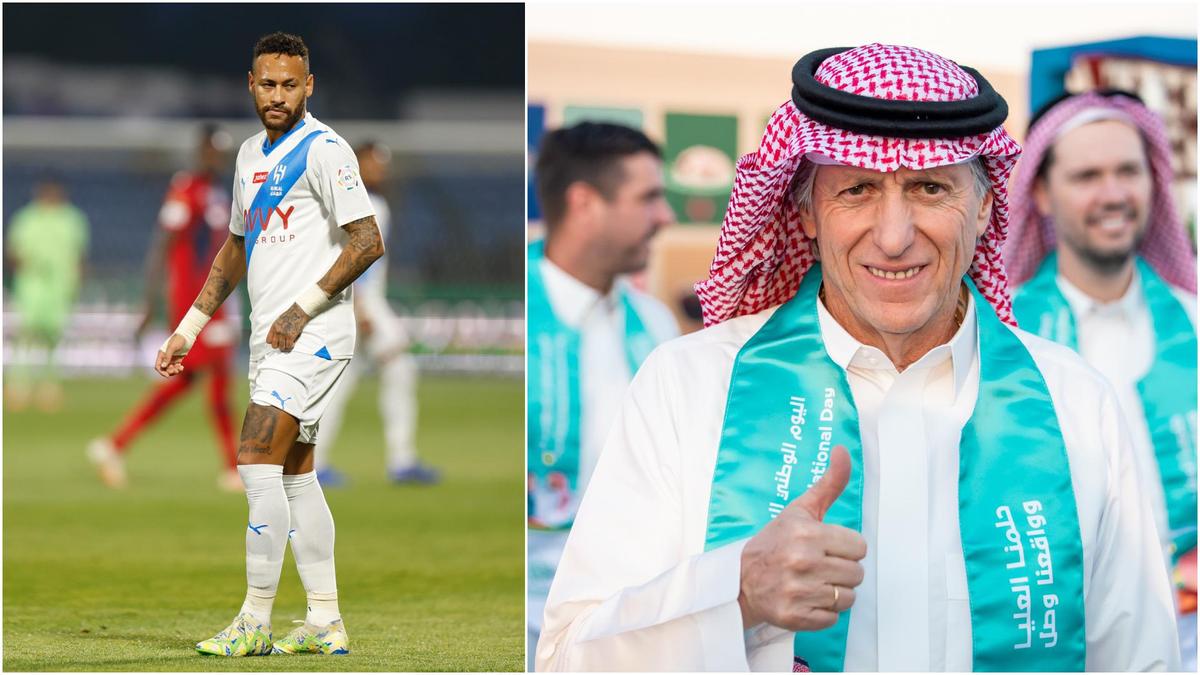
[252,32,310,73]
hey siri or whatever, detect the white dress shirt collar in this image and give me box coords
[540,257,618,328]
[815,284,977,399]
[1057,266,1145,322]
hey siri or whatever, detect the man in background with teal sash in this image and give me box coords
[527,122,679,667]
[1005,90,1198,670]
[537,45,1179,672]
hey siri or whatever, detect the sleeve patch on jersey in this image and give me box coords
[336,165,360,191]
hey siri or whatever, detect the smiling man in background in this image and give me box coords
[1005,89,1198,670]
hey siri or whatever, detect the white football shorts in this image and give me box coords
[248,350,350,444]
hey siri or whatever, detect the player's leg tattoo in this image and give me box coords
[239,404,278,456]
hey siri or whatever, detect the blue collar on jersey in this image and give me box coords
[262,117,308,156]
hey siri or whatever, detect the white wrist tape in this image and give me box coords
[295,284,331,317]
[163,306,211,353]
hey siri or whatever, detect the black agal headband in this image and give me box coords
[791,47,1008,139]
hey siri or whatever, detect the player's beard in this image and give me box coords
[259,100,306,135]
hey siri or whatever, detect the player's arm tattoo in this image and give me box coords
[314,215,385,300]
[267,217,381,351]
[192,233,246,316]
[238,403,279,457]
[271,304,310,347]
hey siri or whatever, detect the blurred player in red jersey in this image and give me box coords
[87,125,244,491]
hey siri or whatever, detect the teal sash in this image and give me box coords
[1014,254,1198,561]
[527,240,657,530]
[704,267,1086,671]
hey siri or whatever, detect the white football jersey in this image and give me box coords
[229,112,375,362]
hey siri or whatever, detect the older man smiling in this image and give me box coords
[535,44,1179,672]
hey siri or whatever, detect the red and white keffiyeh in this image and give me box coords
[1003,91,1196,292]
[695,43,1023,326]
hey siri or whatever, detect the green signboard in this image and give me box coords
[562,105,644,129]
[664,112,738,224]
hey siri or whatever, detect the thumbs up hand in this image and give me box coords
[737,445,867,631]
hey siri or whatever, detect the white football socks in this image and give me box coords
[282,471,341,626]
[238,464,290,625]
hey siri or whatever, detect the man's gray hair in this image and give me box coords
[792,156,992,213]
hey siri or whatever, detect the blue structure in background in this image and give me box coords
[1029,35,1197,117]
[528,104,546,222]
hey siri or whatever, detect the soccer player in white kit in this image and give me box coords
[314,141,438,486]
[155,32,384,657]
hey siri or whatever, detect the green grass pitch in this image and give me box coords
[4,374,524,671]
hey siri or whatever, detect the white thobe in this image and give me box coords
[537,292,1179,672]
[1055,270,1197,670]
[528,258,680,635]
[1054,270,1196,554]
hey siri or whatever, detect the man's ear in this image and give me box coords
[795,165,819,240]
[798,202,818,240]
[975,189,993,239]
[563,181,601,227]
[305,73,314,97]
[1032,178,1052,220]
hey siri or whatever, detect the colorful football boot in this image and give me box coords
[270,619,350,655]
[195,613,272,657]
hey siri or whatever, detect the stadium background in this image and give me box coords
[3,4,524,671]
[527,2,1199,334]
[5,3,524,376]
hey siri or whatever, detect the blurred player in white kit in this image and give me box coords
[315,141,438,486]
